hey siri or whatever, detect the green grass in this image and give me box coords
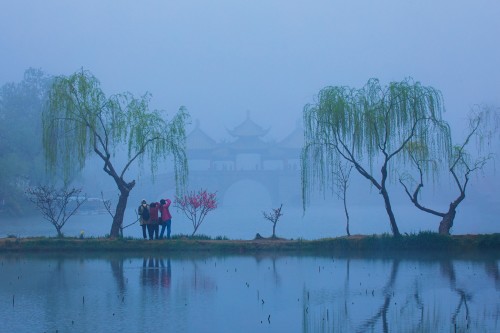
[0,232,498,254]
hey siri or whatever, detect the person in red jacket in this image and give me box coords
[159,198,172,239]
[149,202,160,239]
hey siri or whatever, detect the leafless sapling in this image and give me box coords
[262,204,283,239]
[26,185,87,237]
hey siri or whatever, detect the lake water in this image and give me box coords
[0,252,498,332]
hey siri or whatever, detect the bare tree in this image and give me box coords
[26,185,87,237]
[262,204,283,239]
[100,191,114,219]
[333,161,353,236]
[400,107,498,234]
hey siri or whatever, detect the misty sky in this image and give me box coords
[1,0,499,141]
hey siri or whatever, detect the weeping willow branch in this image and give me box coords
[42,69,189,238]
[301,78,451,237]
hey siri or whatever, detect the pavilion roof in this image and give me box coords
[186,120,217,150]
[278,123,303,149]
[227,137,269,151]
[227,112,269,138]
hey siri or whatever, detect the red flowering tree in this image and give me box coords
[175,189,218,236]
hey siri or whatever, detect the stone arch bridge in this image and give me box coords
[135,169,301,206]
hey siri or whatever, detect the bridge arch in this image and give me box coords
[144,169,300,207]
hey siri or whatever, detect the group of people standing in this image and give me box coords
[138,198,172,240]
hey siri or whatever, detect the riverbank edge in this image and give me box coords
[0,233,499,254]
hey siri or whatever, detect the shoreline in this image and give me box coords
[1,233,499,254]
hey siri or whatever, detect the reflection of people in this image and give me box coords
[140,257,171,289]
[149,202,160,239]
[159,198,172,239]
[141,257,159,286]
[138,199,150,239]
[160,258,172,288]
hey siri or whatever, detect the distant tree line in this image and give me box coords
[0,68,52,215]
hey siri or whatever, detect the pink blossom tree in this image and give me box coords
[175,189,218,236]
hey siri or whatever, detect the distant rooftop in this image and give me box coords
[278,122,303,149]
[227,111,269,138]
[186,120,218,150]
[186,113,302,159]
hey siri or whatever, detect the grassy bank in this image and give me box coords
[0,232,499,254]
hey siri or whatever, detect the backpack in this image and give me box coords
[140,206,150,221]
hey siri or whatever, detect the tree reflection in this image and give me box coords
[110,256,126,293]
[188,260,216,291]
[253,254,282,287]
[356,260,400,333]
[484,260,499,289]
[2,253,499,332]
[440,260,472,330]
[270,255,281,287]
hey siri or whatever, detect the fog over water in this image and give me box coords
[1,1,500,237]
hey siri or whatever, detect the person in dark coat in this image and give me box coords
[138,199,150,239]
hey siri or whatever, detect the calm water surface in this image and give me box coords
[0,252,498,332]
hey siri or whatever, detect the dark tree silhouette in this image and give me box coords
[42,69,188,238]
[400,107,497,234]
[302,78,450,237]
[262,203,283,238]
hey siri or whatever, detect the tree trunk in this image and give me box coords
[380,187,401,237]
[380,162,401,237]
[272,222,276,238]
[352,157,401,237]
[56,226,63,238]
[438,204,457,235]
[110,190,130,238]
[343,187,350,237]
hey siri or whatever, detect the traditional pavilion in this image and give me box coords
[186,113,302,172]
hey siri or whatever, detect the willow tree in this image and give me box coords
[400,107,497,234]
[301,78,450,237]
[43,69,189,238]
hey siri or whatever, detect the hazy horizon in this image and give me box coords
[1,0,499,237]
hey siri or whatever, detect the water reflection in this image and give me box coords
[302,256,499,333]
[440,260,474,330]
[485,259,500,289]
[110,256,126,293]
[0,253,498,332]
[140,257,171,289]
[355,259,400,333]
